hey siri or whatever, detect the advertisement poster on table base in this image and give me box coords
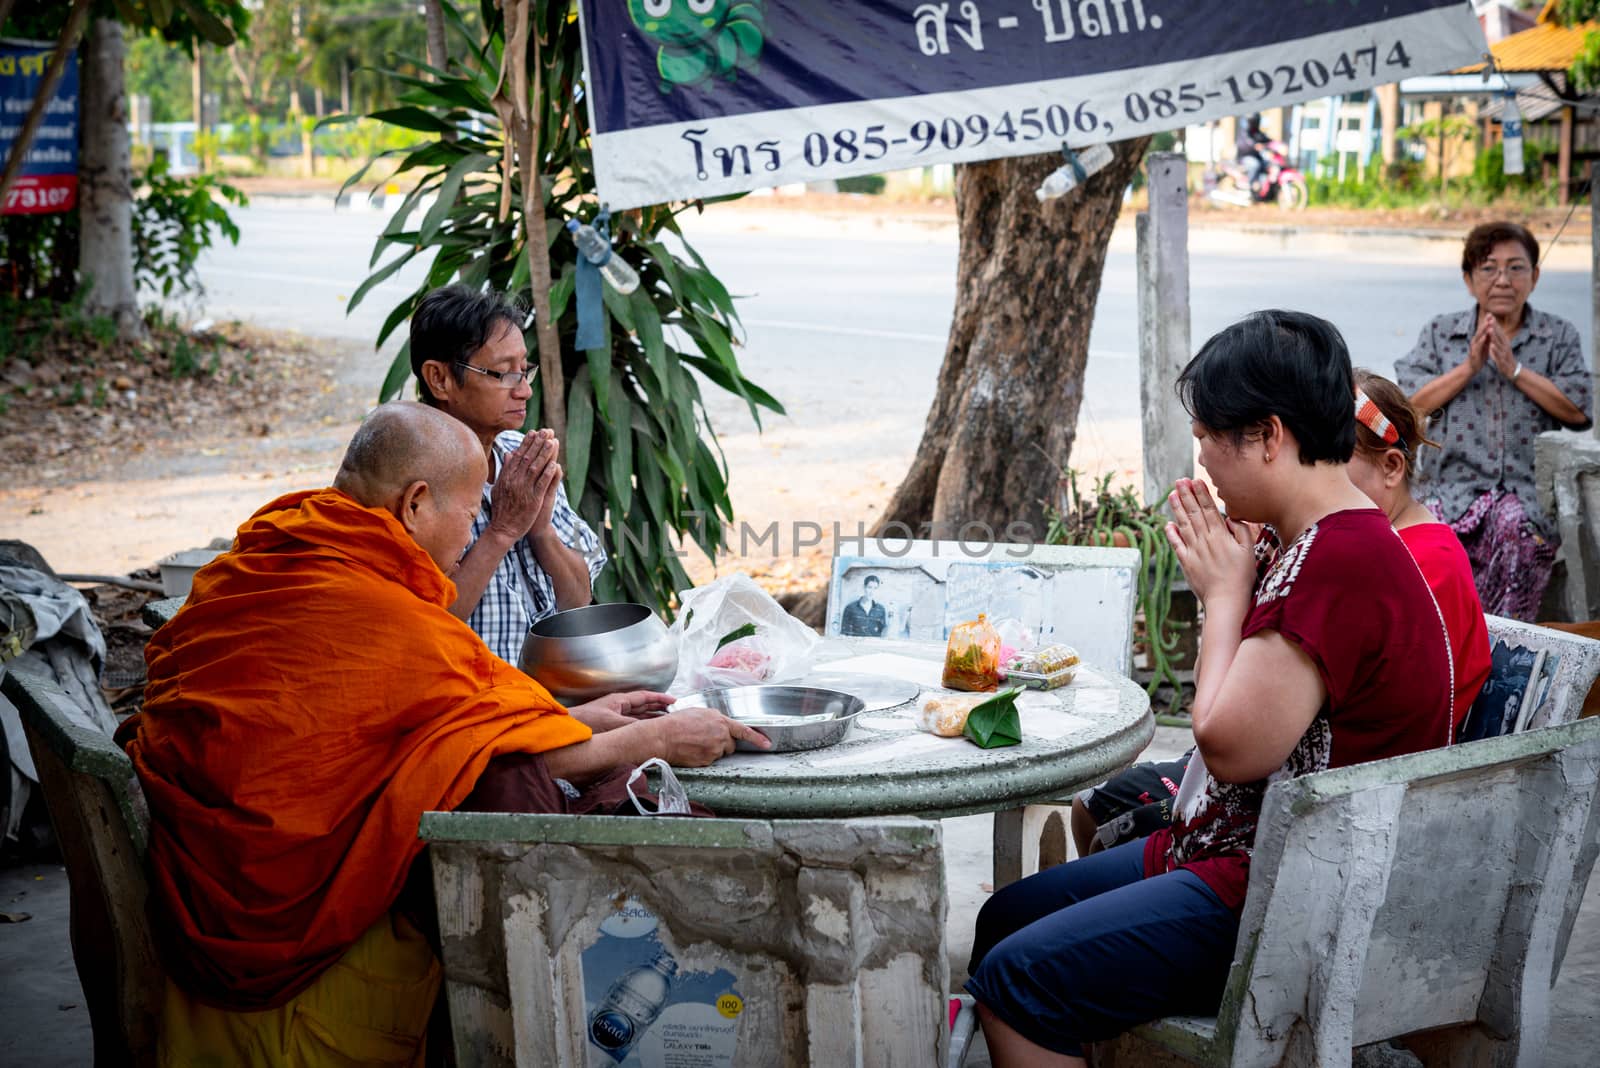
[582,896,746,1068]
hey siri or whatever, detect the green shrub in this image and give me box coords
[344,1,781,614]
[132,156,249,298]
[836,174,887,195]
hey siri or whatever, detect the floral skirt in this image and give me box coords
[1431,490,1556,622]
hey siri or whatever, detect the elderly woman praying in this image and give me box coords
[1396,221,1591,620]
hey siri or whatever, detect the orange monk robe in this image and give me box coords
[119,487,591,1010]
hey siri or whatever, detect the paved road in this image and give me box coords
[192,201,1596,452]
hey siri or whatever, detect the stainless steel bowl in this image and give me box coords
[518,603,678,702]
[673,685,865,753]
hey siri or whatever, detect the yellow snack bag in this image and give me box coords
[942,613,1002,692]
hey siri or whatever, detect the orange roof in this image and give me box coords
[1459,5,1599,74]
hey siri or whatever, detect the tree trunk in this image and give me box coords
[78,17,143,341]
[874,139,1151,540]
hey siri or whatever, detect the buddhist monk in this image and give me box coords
[118,402,765,1066]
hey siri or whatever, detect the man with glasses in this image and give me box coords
[411,284,606,663]
[1397,220,1592,619]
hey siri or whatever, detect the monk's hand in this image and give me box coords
[655,706,771,766]
[569,691,675,732]
[1164,478,1255,610]
[488,430,559,543]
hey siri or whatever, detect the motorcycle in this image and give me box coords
[1201,140,1308,210]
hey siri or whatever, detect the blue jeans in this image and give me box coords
[965,840,1239,1057]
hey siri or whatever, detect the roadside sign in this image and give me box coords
[0,39,79,215]
[577,1,1486,210]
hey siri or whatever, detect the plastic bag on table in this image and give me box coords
[914,693,987,737]
[942,613,1002,692]
[668,573,820,695]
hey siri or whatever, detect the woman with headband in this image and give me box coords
[1350,370,1490,735]
[966,311,1454,1067]
[1396,221,1591,620]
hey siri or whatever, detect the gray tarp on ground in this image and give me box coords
[0,563,117,846]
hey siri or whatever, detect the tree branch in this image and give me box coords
[0,0,93,209]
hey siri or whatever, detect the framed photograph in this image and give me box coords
[826,541,1140,674]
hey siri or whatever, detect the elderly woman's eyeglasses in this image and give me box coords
[1472,262,1533,282]
[455,361,535,389]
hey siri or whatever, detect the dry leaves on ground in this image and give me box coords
[0,322,356,489]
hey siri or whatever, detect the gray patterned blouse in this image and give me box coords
[1395,304,1592,537]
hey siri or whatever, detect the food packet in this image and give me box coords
[1003,643,1081,690]
[915,693,988,737]
[942,613,1002,692]
[964,688,1023,749]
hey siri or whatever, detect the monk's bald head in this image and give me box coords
[334,402,484,508]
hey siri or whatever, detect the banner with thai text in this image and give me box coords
[576,1,1485,210]
[0,39,79,215]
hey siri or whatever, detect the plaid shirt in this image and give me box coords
[466,431,606,665]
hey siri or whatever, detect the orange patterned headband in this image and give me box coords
[1354,388,1402,448]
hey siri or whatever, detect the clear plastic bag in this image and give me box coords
[942,613,1002,692]
[914,693,986,737]
[668,573,820,694]
[627,758,691,815]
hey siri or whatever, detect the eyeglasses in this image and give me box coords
[455,361,535,389]
[1472,262,1533,282]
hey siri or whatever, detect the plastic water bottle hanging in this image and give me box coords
[1036,142,1114,202]
[567,218,640,295]
[1501,93,1525,177]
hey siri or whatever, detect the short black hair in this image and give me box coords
[864,575,881,587]
[1177,310,1355,466]
[1461,221,1539,273]
[409,285,524,404]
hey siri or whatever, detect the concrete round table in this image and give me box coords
[672,637,1153,884]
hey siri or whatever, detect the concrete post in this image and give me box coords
[1592,160,1598,439]
[1137,152,1194,508]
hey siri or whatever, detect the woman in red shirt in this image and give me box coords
[967,311,1455,1067]
[1349,370,1491,735]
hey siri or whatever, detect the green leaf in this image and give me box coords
[629,289,668,383]
[375,294,419,352]
[314,114,361,133]
[565,371,595,501]
[347,248,418,313]
[382,340,415,403]
[586,344,612,423]
[420,153,492,246]
[368,107,461,134]
[607,373,634,516]
[548,264,576,322]
[715,622,757,651]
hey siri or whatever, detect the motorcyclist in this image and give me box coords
[1235,113,1270,199]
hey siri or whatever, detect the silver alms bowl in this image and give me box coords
[518,603,678,702]
[672,685,865,753]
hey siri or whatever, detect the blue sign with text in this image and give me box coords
[0,40,79,214]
